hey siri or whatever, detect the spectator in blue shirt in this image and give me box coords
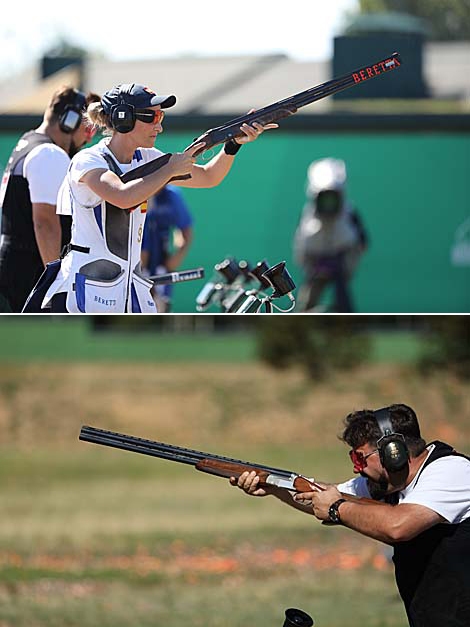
[141,185,194,312]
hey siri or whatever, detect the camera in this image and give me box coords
[196,257,249,312]
[232,259,296,313]
[262,261,296,297]
[195,256,296,313]
[283,608,314,627]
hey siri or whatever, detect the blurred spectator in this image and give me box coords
[141,185,194,312]
[0,86,98,312]
[293,158,368,312]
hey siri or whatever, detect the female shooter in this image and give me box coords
[38,83,277,313]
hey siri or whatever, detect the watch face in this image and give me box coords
[329,499,344,523]
[329,504,339,522]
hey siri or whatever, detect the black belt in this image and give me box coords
[60,243,90,258]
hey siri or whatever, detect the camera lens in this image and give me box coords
[283,608,314,627]
[262,261,296,297]
[196,282,217,308]
[222,288,248,313]
[238,259,253,281]
[249,259,271,288]
[235,294,262,313]
[214,258,241,284]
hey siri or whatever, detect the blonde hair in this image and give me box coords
[85,101,113,136]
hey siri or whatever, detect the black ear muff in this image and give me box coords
[110,84,136,134]
[59,90,87,134]
[374,408,409,473]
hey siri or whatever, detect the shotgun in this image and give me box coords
[79,426,382,505]
[120,52,402,183]
[149,266,204,285]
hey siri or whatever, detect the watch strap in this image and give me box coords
[328,498,347,524]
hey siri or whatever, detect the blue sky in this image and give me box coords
[1,0,358,78]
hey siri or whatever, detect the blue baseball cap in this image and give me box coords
[102,83,177,113]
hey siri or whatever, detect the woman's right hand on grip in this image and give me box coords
[169,142,205,177]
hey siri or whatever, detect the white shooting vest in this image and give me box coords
[44,141,162,313]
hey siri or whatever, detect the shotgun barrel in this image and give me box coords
[79,426,296,478]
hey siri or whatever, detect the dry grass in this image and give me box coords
[0,361,468,451]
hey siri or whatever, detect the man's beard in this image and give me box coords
[69,141,81,158]
[362,473,389,501]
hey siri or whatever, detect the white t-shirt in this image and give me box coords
[23,143,70,205]
[337,444,470,524]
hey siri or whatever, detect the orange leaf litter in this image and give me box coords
[0,545,392,576]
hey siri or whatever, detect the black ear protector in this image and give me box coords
[373,408,410,473]
[59,89,87,134]
[110,84,136,134]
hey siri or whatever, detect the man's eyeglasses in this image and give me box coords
[349,448,378,473]
[135,109,165,125]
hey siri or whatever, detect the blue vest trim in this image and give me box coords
[93,204,103,235]
[131,283,141,313]
[75,273,87,312]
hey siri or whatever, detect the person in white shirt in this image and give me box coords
[41,83,277,313]
[232,404,470,627]
[0,86,97,312]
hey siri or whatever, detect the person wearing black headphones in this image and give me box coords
[37,83,277,313]
[0,86,97,312]
[233,404,470,627]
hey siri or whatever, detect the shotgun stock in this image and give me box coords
[79,426,383,506]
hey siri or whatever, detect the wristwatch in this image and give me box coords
[328,498,347,524]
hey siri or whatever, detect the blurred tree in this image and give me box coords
[44,38,88,59]
[41,37,89,83]
[254,318,371,379]
[419,317,470,379]
[356,0,470,40]
[90,316,251,334]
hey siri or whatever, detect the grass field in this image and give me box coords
[0,346,469,627]
[0,318,425,363]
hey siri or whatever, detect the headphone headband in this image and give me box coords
[119,84,135,99]
[374,407,394,438]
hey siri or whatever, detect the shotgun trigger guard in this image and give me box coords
[200,148,214,161]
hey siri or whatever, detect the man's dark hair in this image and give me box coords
[47,87,99,123]
[341,403,427,458]
[47,86,81,121]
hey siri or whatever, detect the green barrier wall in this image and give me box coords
[1,129,469,313]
